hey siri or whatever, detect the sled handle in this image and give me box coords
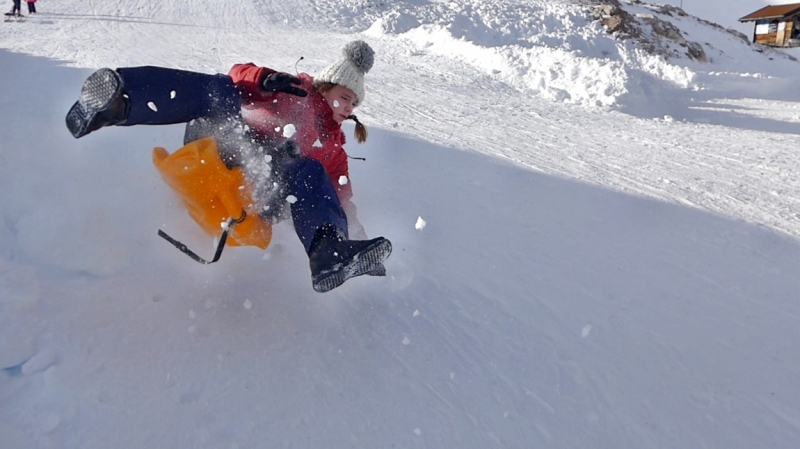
[157,217,239,264]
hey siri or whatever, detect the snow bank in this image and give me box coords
[363,0,641,107]
[358,0,794,110]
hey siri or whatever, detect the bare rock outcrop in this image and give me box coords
[589,1,707,62]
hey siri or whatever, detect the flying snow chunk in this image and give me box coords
[312,139,323,148]
[581,325,592,338]
[170,91,176,99]
[402,336,411,345]
[414,429,422,436]
[286,195,298,204]
[338,175,348,186]
[333,99,340,108]
[147,101,158,112]
[415,216,426,230]
[244,299,252,310]
[283,124,297,138]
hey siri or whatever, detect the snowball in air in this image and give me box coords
[338,175,348,186]
[415,216,426,230]
[283,124,297,138]
[286,195,297,204]
[147,101,158,111]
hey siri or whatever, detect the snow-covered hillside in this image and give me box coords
[2,0,800,447]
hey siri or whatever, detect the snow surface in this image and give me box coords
[3,0,800,447]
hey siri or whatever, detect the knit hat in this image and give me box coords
[315,40,375,104]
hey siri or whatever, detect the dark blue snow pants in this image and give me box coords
[115,66,348,253]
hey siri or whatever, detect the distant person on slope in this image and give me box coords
[64,40,391,293]
[5,0,21,16]
[24,0,34,14]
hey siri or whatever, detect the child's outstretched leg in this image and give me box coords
[66,66,240,138]
[66,68,128,138]
[280,157,391,292]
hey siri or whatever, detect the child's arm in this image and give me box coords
[228,63,277,103]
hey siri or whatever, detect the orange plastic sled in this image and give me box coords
[152,137,272,249]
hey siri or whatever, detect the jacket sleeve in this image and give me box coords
[228,63,277,104]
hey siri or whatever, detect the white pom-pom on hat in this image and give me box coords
[315,40,375,104]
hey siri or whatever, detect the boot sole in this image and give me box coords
[66,68,123,138]
[313,239,392,293]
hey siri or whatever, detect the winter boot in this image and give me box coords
[66,68,129,138]
[308,225,392,293]
[367,264,386,276]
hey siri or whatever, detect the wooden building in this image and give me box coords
[739,3,800,47]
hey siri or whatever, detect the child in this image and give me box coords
[65,41,392,293]
[24,0,34,14]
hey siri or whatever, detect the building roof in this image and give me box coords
[740,3,800,22]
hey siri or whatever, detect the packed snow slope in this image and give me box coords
[2,0,800,448]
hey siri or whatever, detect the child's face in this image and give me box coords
[321,85,359,124]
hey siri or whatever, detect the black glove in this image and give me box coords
[261,72,307,97]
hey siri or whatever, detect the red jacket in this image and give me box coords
[228,63,352,203]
